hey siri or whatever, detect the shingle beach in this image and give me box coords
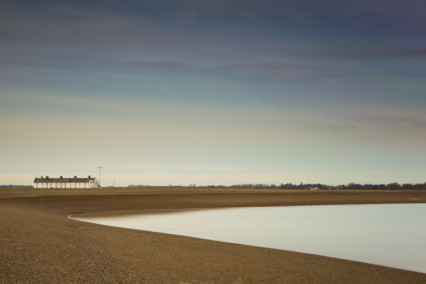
[1,188,426,283]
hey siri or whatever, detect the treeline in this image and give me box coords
[230,182,426,190]
[0,185,34,189]
[128,182,426,190]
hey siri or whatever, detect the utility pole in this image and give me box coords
[97,166,103,188]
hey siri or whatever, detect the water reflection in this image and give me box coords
[70,204,426,273]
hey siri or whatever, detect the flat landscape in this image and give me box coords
[1,188,426,283]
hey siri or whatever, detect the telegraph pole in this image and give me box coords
[97,166,103,187]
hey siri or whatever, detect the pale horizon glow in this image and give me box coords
[1,1,426,186]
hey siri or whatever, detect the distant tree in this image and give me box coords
[402,183,414,190]
[386,183,402,190]
[347,183,363,190]
[413,183,426,190]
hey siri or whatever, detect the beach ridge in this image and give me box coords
[1,188,425,283]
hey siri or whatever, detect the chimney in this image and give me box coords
[46,176,49,178]
[41,176,43,178]
[88,175,91,178]
[74,176,77,178]
[60,176,63,179]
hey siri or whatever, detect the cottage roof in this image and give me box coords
[34,176,96,183]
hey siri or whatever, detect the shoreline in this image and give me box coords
[1,188,426,283]
[69,203,426,274]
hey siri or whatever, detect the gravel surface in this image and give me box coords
[1,188,426,283]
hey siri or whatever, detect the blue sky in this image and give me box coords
[1,0,426,186]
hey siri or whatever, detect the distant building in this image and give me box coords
[33,176,98,189]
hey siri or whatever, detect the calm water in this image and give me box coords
[70,204,426,273]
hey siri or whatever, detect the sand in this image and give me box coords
[1,188,426,283]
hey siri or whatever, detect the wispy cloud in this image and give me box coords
[2,0,425,87]
[2,0,426,185]
[321,113,426,137]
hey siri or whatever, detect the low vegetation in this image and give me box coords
[128,182,426,190]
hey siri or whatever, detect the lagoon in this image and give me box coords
[70,204,426,273]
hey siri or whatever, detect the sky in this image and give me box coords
[1,0,426,187]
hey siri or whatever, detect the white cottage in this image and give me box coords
[34,176,98,189]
